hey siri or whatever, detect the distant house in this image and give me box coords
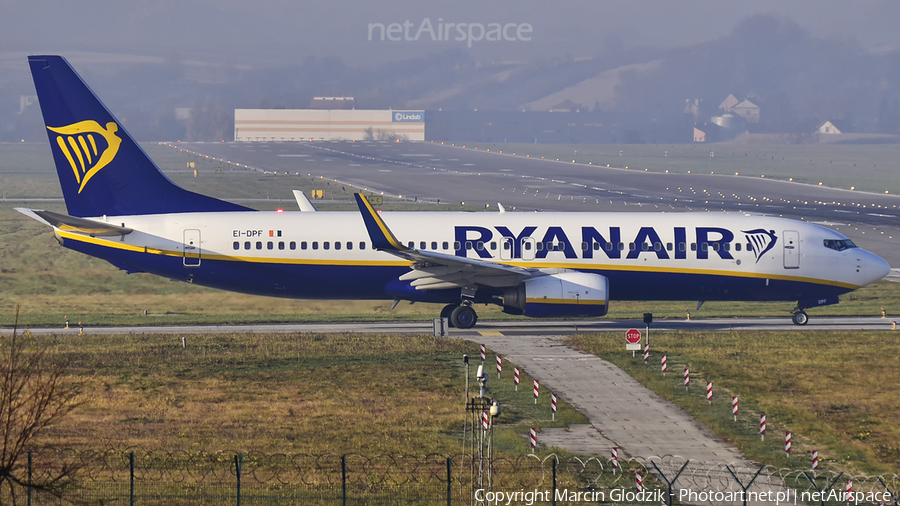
[684,99,701,119]
[548,100,583,113]
[308,97,356,110]
[693,127,706,142]
[719,94,739,113]
[731,100,760,123]
[817,120,842,134]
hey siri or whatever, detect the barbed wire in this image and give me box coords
[10,448,900,505]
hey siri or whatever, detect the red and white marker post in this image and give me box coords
[643,342,649,363]
[514,367,520,391]
[785,432,792,454]
[845,480,853,503]
[706,382,713,404]
[732,396,739,422]
[496,355,502,378]
[482,411,489,430]
[533,379,540,404]
[635,471,643,493]
[611,447,618,472]
[551,393,558,420]
[811,450,819,471]
[530,428,537,453]
[760,414,766,441]
[683,368,690,391]
[480,343,486,362]
[661,355,667,375]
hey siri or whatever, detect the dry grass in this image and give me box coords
[567,330,900,474]
[35,332,584,456]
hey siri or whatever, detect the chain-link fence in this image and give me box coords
[2,449,898,505]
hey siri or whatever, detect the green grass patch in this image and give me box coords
[35,332,584,456]
[566,331,900,474]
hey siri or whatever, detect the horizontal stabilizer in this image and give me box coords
[17,208,132,237]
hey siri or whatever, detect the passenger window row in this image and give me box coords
[230,239,754,254]
[232,241,369,251]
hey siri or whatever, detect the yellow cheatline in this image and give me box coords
[526,298,607,305]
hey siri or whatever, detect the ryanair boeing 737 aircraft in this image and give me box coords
[19,56,890,328]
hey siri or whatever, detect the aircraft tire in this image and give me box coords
[791,311,808,325]
[450,305,478,329]
[441,304,458,327]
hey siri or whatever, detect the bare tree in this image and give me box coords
[0,307,80,502]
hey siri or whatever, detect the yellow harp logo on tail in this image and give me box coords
[47,121,122,194]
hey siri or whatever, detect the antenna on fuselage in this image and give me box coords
[498,203,506,214]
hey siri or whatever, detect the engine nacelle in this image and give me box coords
[501,271,609,318]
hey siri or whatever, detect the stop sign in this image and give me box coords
[625,328,642,344]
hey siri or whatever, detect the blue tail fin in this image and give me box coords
[29,55,250,217]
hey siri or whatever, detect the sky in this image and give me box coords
[2,0,899,69]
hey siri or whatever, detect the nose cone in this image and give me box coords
[862,250,891,286]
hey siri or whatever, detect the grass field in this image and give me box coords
[458,142,900,195]
[33,332,584,456]
[567,331,900,475]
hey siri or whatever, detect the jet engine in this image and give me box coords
[500,271,609,318]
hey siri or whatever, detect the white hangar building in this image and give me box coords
[234,107,425,142]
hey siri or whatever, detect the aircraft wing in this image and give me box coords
[15,208,133,237]
[354,194,532,290]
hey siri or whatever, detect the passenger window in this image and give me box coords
[641,243,649,251]
[490,242,497,250]
[654,242,662,251]
[454,241,461,251]
[476,241,484,251]
[233,241,239,250]
[431,242,438,250]
[256,241,262,250]
[735,243,741,252]
[678,242,686,252]
[408,241,414,249]
[536,242,544,251]
[301,241,307,250]
[335,242,341,250]
[618,243,625,251]
[466,241,473,250]
[244,241,251,250]
[360,242,366,250]
[420,241,426,249]
[267,241,273,250]
[701,243,709,251]
[666,242,673,251]
[347,242,353,250]
[443,242,449,250]
[691,243,697,251]
[290,241,297,250]
[723,243,730,251]
[278,241,285,250]
[524,242,532,251]
[312,242,318,250]
[324,242,330,250]
[629,243,636,251]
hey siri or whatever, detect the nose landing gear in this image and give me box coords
[791,310,808,325]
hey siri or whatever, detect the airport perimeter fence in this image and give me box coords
[2,448,899,505]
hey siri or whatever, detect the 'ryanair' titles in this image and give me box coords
[454,225,773,262]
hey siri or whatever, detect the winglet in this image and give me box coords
[354,193,409,251]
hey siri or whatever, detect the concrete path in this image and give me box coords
[472,333,792,505]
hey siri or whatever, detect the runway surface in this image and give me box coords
[175,140,900,265]
[4,316,895,337]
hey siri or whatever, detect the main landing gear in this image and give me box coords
[791,310,808,326]
[441,303,478,329]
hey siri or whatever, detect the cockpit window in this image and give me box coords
[823,239,857,251]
